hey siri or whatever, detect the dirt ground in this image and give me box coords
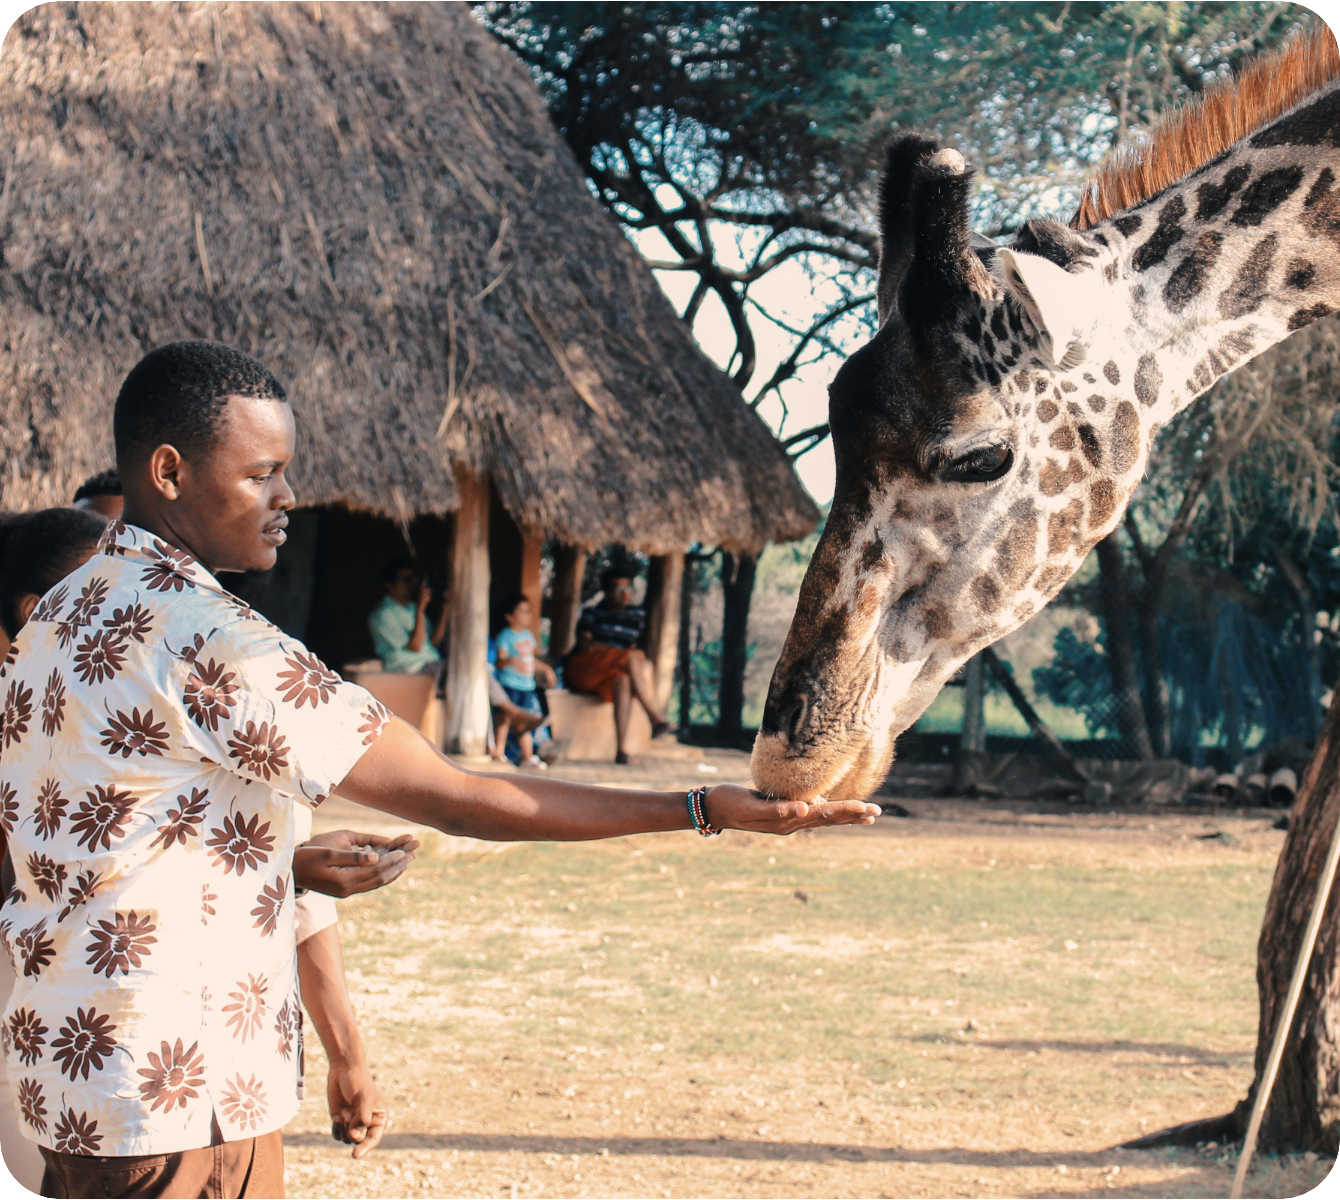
[288,745,1338,1200]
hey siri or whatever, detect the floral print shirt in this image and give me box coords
[0,523,388,1156]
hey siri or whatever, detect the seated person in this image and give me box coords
[566,568,671,764]
[369,556,448,676]
[493,593,557,769]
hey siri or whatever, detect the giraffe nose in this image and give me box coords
[764,690,810,744]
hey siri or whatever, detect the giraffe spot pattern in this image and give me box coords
[1077,424,1102,468]
[1230,165,1305,226]
[1103,361,1120,385]
[1131,194,1187,271]
[1113,214,1143,236]
[1251,87,1340,149]
[1289,303,1336,330]
[1088,479,1118,529]
[1286,259,1316,288]
[1110,401,1141,475]
[1036,399,1058,422]
[1047,500,1085,558]
[1194,163,1251,220]
[1087,394,1107,413]
[971,574,1001,614]
[1301,167,1340,248]
[1218,232,1278,318]
[1060,381,1077,393]
[923,606,953,641]
[1163,230,1224,312]
[1038,458,1086,497]
[995,500,1039,590]
[1049,426,1076,451]
[1134,354,1161,407]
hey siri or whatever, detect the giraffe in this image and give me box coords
[752,30,1340,803]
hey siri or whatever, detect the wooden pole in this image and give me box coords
[444,468,491,757]
[549,544,586,659]
[644,552,684,715]
[981,646,1087,782]
[1231,807,1340,1198]
[519,529,543,640]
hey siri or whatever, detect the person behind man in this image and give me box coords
[368,557,448,676]
[565,567,672,764]
[71,469,124,520]
[0,340,877,1198]
[0,508,414,1192]
[492,593,556,769]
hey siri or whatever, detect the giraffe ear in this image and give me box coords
[995,248,1101,370]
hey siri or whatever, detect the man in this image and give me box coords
[71,469,124,520]
[566,568,671,763]
[1,341,877,1198]
[368,558,448,676]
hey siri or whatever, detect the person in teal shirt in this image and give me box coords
[369,557,448,675]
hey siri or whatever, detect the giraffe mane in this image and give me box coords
[1073,27,1340,231]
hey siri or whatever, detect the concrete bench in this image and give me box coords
[545,687,650,762]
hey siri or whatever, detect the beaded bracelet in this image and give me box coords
[686,786,722,837]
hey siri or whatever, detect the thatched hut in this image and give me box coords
[0,2,818,752]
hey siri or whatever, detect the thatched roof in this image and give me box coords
[0,2,818,553]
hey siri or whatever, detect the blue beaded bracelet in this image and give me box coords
[686,786,721,837]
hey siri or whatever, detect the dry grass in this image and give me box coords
[293,770,1336,1199]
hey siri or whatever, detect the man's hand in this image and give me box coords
[702,785,880,835]
[327,1051,389,1158]
[295,830,419,898]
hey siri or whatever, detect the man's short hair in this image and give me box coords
[112,341,287,467]
[382,556,417,585]
[72,468,122,504]
[600,567,636,593]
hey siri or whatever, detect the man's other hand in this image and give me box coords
[703,785,880,835]
[327,1057,389,1159]
[295,830,419,898]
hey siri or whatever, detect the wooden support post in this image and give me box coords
[520,529,543,640]
[445,469,491,758]
[549,544,586,658]
[644,552,684,716]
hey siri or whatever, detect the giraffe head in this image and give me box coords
[752,135,1157,801]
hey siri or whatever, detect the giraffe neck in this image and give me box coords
[1086,78,1340,426]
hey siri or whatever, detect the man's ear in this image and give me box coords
[994,248,1101,370]
[16,593,40,627]
[146,444,186,500]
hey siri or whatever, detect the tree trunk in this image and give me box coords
[1136,582,1172,757]
[643,553,683,716]
[954,654,988,793]
[548,544,586,660]
[1095,533,1155,760]
[1275,547,1324,739]
[678,554,695,728]
[1129,689,1340,1153]
[718,551,757,735]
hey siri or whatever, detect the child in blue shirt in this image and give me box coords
[494,593,556,769]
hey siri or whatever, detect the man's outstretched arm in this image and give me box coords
[336,718,879,840]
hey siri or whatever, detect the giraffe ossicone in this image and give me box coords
[753,30,1340,803]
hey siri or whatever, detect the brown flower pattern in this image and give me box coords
[52,1007,118,1080]
[275,651,341,709]
[53,1107,102,1155]
[142,540,198,592]
[274,997,298,1061]
[150,787,209,850]
[86,911,158,977]
[26,853,67,902]
[359,701,390,746]
[183,657,238,731]
[222,974,267,1043]
[9,1007,48,1066]
[29,585,67,625]
[41,669,66,737]
[206,812,274,875]
[0,782,18,836]
[18,1078,47,1134]
[250,875,287,936]
[220,1072,268,1131]
[137,1039,206,1113]
[69,578,109,626]
[35,778,68,839]
[226,721,290,781]
[100,706,170,759]
[103,603,154,644]
[58,870,102,922]
[72,630,127,685]
[0,679,33,750]
[201,883,217,922]
[15,921,55,977]
[71,785,138,851]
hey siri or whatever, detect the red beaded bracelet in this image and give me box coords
[686,786,722,837]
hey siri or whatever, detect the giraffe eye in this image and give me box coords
[943,445,1014,484]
